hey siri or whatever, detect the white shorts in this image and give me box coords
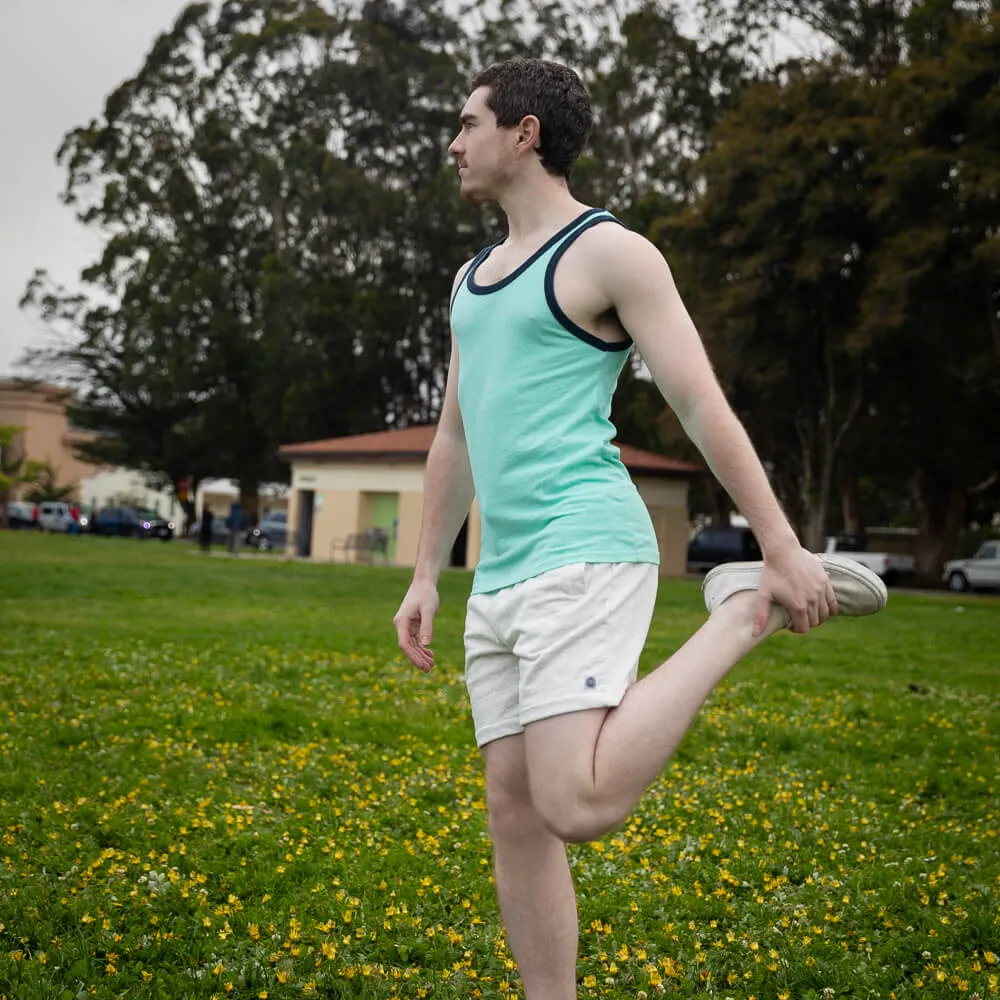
[464,562,659,747]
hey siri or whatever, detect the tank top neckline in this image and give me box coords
[466,206,606,296]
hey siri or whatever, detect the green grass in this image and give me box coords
[0,532,997,1000]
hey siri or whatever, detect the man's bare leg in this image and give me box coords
[525,591,788,843]
[483,734,578,1000]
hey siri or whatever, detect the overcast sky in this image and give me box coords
[0,0,190,377]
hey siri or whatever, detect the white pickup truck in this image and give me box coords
[823,536,916,583]
[943,541,1000,592]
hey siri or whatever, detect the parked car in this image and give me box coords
[90,505,174,540]
[943,541,1000,592]
[822,535,916,584]
[246,510,288,552]
[687,525,762,572]
[38,501,74,532]
[4,501,39,530]
[134,508,175,540]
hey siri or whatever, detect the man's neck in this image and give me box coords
[499,176,589,245]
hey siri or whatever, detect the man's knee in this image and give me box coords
[489,772,610,845]
[485,737,544,843]
[531,785,614,844]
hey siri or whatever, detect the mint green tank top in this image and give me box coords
[451,207,660,595]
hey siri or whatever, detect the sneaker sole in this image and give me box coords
[816,554,888,615]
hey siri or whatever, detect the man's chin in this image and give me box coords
[458,180,491,204]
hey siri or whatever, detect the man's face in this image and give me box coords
[448,87,518,203]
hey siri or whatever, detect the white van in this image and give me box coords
[38,502,73,532]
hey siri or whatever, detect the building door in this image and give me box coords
[297,490,315,558]
[369,493,399,563]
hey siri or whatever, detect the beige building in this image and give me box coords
[0,378,98,497]
[278,425,700,577]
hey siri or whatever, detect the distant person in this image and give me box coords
[199,507,214,553]
[225,502,246,554]
[392,57,888,1000]
[69,503,81,535]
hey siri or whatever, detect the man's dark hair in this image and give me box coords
[470,57,593,179]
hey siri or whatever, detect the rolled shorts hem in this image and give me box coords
[475,720,524,747]
[474,687,631,748]
[519,686,630,728]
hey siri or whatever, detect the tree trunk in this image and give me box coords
[239,488,260,527]
[802,497,829,553]
[799,365,864,553]
[837,463,865,540]
[772,464,802,541]
[706,477,731,527]
[911,470,967,581]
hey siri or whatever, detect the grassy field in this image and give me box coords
[0,533,997,1000]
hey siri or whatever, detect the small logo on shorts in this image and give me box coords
[585,677,597,688]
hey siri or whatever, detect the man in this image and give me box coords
[199,506,215,553]
[393,57,885,1000]
[225,501,245,555]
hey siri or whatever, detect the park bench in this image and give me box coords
[330,527,391,564]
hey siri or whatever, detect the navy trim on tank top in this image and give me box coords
[544,214,632,353]
[465,207,604,295]
[450,245,494,311]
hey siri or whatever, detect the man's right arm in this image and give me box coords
[393,263,475,671]
[411,328,475,585]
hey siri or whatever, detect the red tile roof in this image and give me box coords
[279,425,701,478]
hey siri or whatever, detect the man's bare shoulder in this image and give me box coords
[450,255,479,299]
[591,221,666,262]
[573,222,670,286]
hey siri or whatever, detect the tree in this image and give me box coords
[0,426,47,528]
[857,9,1000,574]
[22,465,76,504]
[659,4,998,572]
[664,65,878,549]
[21,0,487,519]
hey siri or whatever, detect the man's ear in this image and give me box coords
[516,114,542,154]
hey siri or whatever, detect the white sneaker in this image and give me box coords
[702,554,888,621]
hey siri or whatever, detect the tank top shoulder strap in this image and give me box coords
[451,243,498,310]
[544,208,626,274]
[549,208,623,252]
[543,209,631,353]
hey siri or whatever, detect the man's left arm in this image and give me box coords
[596,228,836,634]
